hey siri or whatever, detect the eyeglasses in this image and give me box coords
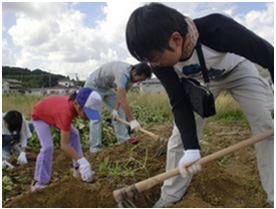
[148,51,167,67]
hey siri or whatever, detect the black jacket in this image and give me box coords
[152,13,274,150]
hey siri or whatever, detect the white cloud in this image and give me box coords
[2,39,16,66]
[4,3,99,78]
[234,3,274,45]
[97,2,143,43]
[3,2,67,19]
[2,2,274,80]
[9,17,50,47]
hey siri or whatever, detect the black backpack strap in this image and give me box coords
[195,41,210,84]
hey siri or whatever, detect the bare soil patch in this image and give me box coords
[3,122,271,208]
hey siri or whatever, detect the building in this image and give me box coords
[45,84,78,95]
[25,78,78,96]
[2,78,22,92]
[139,78,165,93]
[57,78,75,87]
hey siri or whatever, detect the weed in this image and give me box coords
[98,147,149,178]
[217,156,228,168]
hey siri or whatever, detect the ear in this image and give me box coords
[131,68,137,76]
[169,32,183,48]
[73,100,79,108]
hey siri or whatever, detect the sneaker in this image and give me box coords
[72,168,81,177]
[127,138,139,144]
[31,181,46,192]
[90,148,101,155]
[153,198,173,208]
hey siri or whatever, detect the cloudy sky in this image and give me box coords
[2,2,274,80]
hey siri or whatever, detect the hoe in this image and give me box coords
[114,116,168,156]
[113,129,274,208]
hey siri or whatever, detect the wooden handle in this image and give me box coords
[114,116,160,141]
[113,129,274,202]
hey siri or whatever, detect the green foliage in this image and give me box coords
[98,156,110,174]
[2,175,28,200]
[73,117,90,149]
[27,127,61,150]
[73,106,117,150]
[3,66,68,88]
[98,146,149,178]
[218,156,229,168]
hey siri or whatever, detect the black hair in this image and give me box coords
[3,110,23,141]
[133,62,152,79]
[69,91,77,101]
[126,3,188,61]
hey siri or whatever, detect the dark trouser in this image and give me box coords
[2,122,34,153]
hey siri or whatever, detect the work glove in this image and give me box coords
[111,109,119,120]
[2,160,14,169]
[178,149,201,178]
[18,151,28,165]
[130,120,141,132]
[77,157,94,182]
[2,151,10,160]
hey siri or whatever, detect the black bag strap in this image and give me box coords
[195,41,210,84]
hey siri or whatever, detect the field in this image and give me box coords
[2,92,272,208]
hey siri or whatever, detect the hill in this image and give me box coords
[2,66,69,88]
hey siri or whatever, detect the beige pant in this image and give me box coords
[160,60,274,205]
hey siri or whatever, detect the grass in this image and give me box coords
[127,90,248,124]
[2,92,44,120]
[210,91,247,124]
[2,91,246,124]
[2,91,249,150]
[127,91,172,125]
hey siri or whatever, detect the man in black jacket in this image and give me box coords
[126,3,274,207]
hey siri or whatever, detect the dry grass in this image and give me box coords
[2,93,44,119]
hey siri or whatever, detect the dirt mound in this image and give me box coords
[3,122,271,208]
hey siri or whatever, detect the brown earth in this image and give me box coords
[2,122,272,208]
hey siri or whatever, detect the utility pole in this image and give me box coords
[75,73,79,87]
[49,70,51,88]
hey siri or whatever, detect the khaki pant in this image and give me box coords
[160,60,274,205]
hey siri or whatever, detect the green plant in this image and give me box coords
[217,156,228,168]
[97,146,149,178]
[98,156,110,174]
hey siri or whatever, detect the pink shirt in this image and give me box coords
[31,95,77,132]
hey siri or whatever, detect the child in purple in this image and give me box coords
[31,88,102,191]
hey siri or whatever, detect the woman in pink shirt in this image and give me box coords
[31,88,102,192]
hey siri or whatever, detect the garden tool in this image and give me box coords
[114,116,168,156]
[113,129,274,208]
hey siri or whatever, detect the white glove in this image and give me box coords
[130,120,141,132]
[111,109,119,120]
[77,157,94,182]
[2,160,14,169]
[178,149,201,178]
[18,151,28,165]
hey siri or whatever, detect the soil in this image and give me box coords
[2,122,272,208]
